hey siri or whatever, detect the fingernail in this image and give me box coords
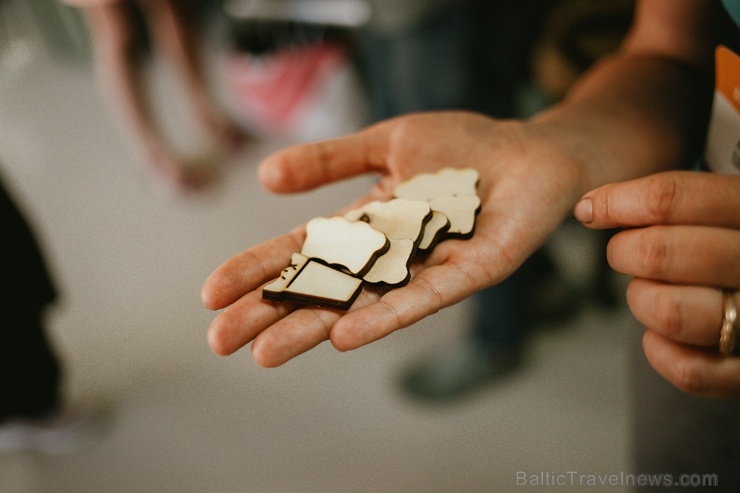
[257,161,281,189]
[574,198,593,223]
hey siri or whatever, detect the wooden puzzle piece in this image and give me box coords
[263,253,363,310]
[301,216,388,276]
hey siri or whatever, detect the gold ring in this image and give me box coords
[719,289,738,356]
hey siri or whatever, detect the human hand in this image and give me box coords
[141,142,216,191]
[202,112,587,367]
[574,171,740,399]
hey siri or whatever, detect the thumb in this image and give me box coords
[573,171,739,229]
[258,126,389,194]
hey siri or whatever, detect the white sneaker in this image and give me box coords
[0,408,108,455]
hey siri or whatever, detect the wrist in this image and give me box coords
[517,117,595,204]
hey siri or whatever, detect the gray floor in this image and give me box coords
[1,18,634,493]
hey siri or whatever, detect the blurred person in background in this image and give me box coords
[0,169,103,455]
[64,0,251,193]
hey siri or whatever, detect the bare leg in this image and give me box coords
[81,2,214,191]
[140,0,250,152]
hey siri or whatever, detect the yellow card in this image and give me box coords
[704,45,740,174]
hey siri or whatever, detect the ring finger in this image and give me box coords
[626,278,738,347]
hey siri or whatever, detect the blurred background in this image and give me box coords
[1,0,636,491]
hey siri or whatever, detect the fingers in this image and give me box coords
[201,231,303,310]
[206,284,379,364]
[626,278,731,346]
[642,330,740,399]
[250,307,342,367]
[574,171,740,229]
[329,257,484,351]
[206,251,487,366]
[606,225,740,287]
[257,125,388,194]
[206,288,293,356]
[628,280,740,399]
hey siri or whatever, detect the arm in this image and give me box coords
[533,0,717,189]
[202,0,722,367]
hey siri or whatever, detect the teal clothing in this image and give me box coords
[721,0,740,28]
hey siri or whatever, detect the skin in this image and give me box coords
[81,0,249,191]
[202,0,739,398]
[575,172,740,399]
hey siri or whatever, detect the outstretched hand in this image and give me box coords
[202,112,586,367]
[575,171,740,399]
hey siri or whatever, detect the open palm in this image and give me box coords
[202,112,586,367]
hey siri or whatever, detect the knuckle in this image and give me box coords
[651,291,684,338]
[312,142,335,183]
[634,229,673,277]
[414,276,443,315]
[593,186,615,224]
[673,360,705,394]
[642,175,679,222]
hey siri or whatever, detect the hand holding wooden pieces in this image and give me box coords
[263,168,481,309]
